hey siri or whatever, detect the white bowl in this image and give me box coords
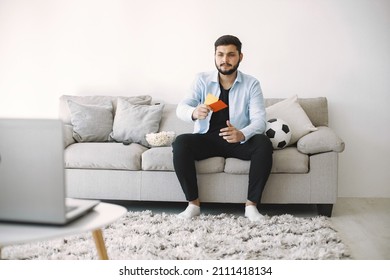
[145,131,176,147]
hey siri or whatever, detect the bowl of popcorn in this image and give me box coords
[145,131,176,147]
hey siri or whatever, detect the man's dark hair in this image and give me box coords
[214,35,242,54]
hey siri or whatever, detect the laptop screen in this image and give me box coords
[0,119,67,224]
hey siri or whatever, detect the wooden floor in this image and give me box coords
[118,197,390,260]
[331,197,390,260]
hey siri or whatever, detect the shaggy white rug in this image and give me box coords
[2,211,350,260]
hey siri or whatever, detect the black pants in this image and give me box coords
[172,132,273,203]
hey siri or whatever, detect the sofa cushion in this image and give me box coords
[196,157,225,173]
[266,95,317,144]
[224,147,309,174]
[141,147,225,173]
[67,100,113,142]
[297,126,345,154]
[141,147,173,171]
[59,95,152,125]
[110,98,164,147]
[65,142,148,170]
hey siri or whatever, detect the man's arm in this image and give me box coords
[239,80,267,141]
[176,74,205,123]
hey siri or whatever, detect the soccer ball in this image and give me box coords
[266,118,292,149]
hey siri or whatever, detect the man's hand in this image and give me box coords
[219,120,245,143]
[192,104,211,120]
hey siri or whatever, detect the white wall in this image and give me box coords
[1,0,389,198]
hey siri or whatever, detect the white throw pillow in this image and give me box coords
[110,98,164,147]
[266,95,317,144]
[67,100,113,142]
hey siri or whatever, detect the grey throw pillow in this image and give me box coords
[110,98,164,147]
[67,100,113,142]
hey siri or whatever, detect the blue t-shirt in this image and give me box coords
[207,83,230,134]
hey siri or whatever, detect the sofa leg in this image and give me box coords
[317,204,333,217]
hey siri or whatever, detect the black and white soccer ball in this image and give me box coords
[266,118,292,149]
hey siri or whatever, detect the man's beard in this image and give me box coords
[215,61,240,75]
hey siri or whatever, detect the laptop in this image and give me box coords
[0,119,99,225]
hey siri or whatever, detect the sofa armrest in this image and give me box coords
[63,124,75,148]
[297,126,345,154]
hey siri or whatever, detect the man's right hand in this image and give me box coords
[192,104,211,120]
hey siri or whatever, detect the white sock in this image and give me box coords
[245,205,264,222]
[178,204,200,219]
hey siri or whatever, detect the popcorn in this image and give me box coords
[145,131,176,147]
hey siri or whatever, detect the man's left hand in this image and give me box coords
[219,120,245,143]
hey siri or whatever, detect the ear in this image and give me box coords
[239,53,244,62]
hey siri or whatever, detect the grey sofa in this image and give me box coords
[59,95,345,217]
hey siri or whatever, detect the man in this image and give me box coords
[172,35,273,222]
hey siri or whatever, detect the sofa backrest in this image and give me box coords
[265,97,328,127]
[160,97,329,135]
[59,95,328,135]
[159,104,193,134]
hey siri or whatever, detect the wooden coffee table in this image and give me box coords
[0,202,127,260]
